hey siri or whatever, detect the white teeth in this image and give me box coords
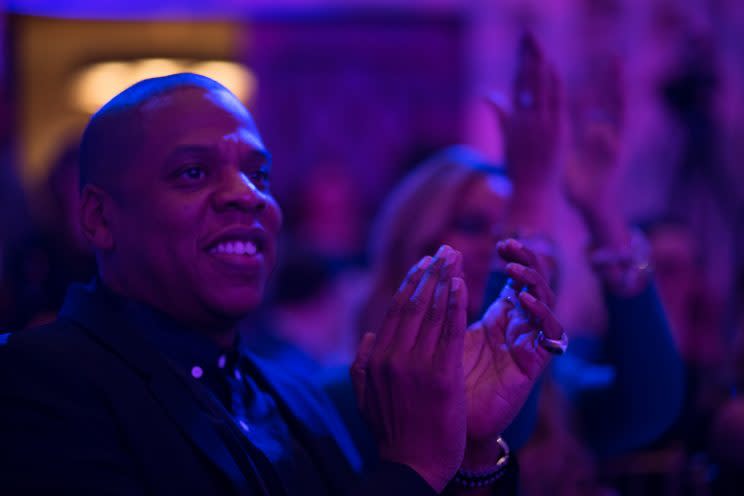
[210,240,258,256]
[243,241,257,255]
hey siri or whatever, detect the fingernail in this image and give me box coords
[418,256,433,270]
[506,263,521,274]
[451,277,463,293]
[435,245,449,258]
[509,239,524,250]
[521,292,536,304]
[444,248,458,268]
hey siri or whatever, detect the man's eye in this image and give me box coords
[249,169,270,188]
[180,166,206,181]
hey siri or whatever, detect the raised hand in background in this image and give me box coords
[489,32,562,192]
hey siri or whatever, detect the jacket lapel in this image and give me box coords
[59,282,256,495]
[243,352,362,493]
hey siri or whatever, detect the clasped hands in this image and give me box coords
[351,240,563,492]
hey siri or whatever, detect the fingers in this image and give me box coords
[546,63,562,125]
[394,246,453,351]
[514,32,554,113]
[518,291,563,341]
[436,277,467,372]
[475,293,513,349]
[414,252,460,355]
[499,290,562,381]
[496,238,539,269]
[607,57,625,128]
[505,262,555,310]
[375,256,433,351]
[587,55,624,129]
[351,332,376,411]
[503,311,550,380]
[514,32,543,109]
[497,238,554,295]
[450,249,464,279]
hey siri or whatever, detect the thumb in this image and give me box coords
[350,332,376,411]
[474,296,514,347]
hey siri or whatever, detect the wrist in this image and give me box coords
[460,435,509,473]
[404,462,453,494]
[581,206,629,249]
[507,184,561,233]
[588,228,652,296]
[455,437,511,490]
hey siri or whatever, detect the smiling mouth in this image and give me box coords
[209,240,258,256]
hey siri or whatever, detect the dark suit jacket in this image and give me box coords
[0,282,435,495]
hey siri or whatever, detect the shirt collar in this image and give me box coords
[95,278,241,378]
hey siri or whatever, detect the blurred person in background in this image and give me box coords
[324,33,682,496]
[244,158,368,371]
[284,159,366,270]
[707,269,744,495]
[0,156,31,327]
[622,0,742,341]
[244,250,358,375]
[1,140,95,328]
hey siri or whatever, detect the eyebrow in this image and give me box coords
[246,148,273,168]
[165,144,272,167]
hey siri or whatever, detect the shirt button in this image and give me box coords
[191,366,204,379]
[217,355,227,369]
[234,369,242,381]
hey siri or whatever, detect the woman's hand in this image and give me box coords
[564,57,628,248]
[489,33,562,190]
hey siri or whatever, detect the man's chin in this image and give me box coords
[204,287,264,320]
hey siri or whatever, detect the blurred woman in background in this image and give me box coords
[326,34,683,496]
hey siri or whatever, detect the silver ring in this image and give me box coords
[518,90,534,108]
[536,330,568,355]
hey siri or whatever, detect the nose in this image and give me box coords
[213,169,266,214]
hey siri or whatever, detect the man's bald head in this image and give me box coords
[79,73,238,193]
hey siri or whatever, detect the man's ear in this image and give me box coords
[80,184,114,250]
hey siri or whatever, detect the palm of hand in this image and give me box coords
[463,305,546,443]
[506,113,560,181]
[565,123,620,211]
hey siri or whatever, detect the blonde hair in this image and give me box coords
[357,145,505,335]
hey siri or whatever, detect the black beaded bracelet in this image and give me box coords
[451,436,510,489]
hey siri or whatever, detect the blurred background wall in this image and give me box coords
[3,0,741,326]
[1,1,744,494]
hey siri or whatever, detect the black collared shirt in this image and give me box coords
[110,286,329,495]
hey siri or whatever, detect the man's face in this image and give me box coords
[107,87,281,327]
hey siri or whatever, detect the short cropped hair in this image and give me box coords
[78,73,231,192]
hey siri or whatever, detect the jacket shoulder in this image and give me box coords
[1,318,87,348]
[0,319,104,391]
